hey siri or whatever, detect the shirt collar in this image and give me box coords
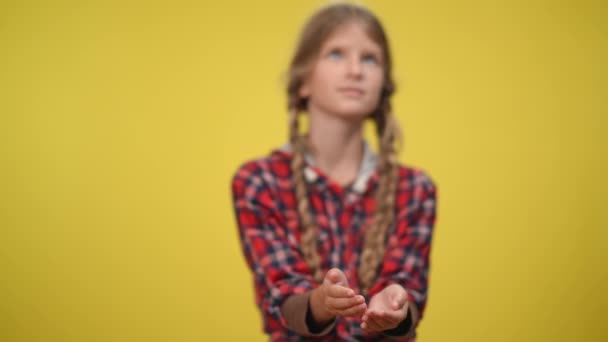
[279,140,378,194]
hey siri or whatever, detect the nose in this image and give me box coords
[346,55,362,78]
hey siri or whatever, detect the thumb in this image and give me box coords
[326,268,348,286]
[391,290,408,310]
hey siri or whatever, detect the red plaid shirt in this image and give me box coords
[231,141,438,341]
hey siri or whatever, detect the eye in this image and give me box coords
[327,49,343,60]
[361,54,379,64]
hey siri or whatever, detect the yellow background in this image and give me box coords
[1,0,606,341]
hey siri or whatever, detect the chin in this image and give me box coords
[333,105,375,120]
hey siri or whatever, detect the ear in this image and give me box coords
[298,80,310,98]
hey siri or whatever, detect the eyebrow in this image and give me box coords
[322,42,383,57]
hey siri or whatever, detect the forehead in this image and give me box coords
[321,22,383,54]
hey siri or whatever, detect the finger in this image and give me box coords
[383,306,407,323]
[364,311,385,331]
[361,317,374,331]
[339,302,367,317]
[372,311,400,331]
[326,284,354,298]
[376,310,401,327]
[392,292,408,310]
[326,295,364,310]
[360,319,372,331]
[327,268,347,286]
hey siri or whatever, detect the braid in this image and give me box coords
[289,108,324,283]
[358,103,402,294]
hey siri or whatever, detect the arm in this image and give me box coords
[231,165,340,336]
[367,169,438,339]
[232,165,368,336]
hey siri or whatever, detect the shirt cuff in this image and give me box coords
[281,292,336,336]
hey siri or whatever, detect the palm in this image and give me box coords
[361,284,409,332]
[368,289,393,311]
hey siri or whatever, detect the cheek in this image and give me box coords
[373,70,385,89]
[310,65,335,91]
[309,79,336,104]
[369,74,385,101]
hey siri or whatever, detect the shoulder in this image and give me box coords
[395,163,438,197]
[231,148,293,199]
[393,164,438,222]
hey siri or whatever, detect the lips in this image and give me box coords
[337,87,365,97]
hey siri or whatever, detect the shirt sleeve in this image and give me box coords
[367,169,438,336]
[231,163,335,337]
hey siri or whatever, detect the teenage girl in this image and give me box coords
[231,2,438,341]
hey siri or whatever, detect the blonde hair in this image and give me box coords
[286,2,403,294]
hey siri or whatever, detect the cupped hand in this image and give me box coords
[321,268,367,318]
[361,284,409,332]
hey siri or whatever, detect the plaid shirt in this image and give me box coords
[231,141,438,341]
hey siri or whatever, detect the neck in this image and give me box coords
[306,111,365,186]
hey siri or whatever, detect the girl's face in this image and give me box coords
[299,22,385,120]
